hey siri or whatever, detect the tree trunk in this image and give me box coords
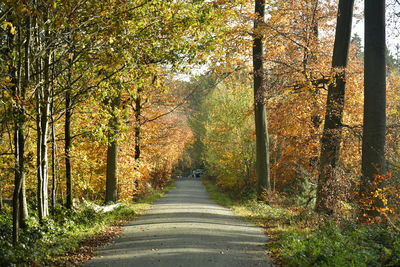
[39,50,50,219]
[360,0,386,219]
[105,97,120,203]
[37,8,50,221]
[65,66,73,209]
[36,79,44,221]
[315,0,354,214]
[50,49,57,213]
[34,1,44,221]
[51,86,58,213]
[8,21,23,245]
[253,0,271,198]
[106,137,118,203]
[18,137,28,229]
[19,14,31,227]
[134,88,142,160]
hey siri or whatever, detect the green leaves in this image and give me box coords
[278,223,400,267]
[189,70,256,191]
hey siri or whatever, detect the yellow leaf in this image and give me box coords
[2,21,15,35]
[2,21,12,30]
[20,5,28,13]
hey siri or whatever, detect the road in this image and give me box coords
[84,178,272,267]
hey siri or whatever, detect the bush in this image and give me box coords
[0,204,135,266]
[279,222,400,267]
[203,177,400,267]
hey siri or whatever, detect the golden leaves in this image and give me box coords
[2,21,15,35]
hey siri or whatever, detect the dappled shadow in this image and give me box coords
[84,179,270,267]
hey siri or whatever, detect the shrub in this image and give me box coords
[279,222,400,267]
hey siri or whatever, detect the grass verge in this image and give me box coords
[0,182,175,266]
[202,178,400,267]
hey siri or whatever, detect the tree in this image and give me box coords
[35,2,52,221]
[253,0,270,197]
[360,0,387,219]
[8,14,25,245]
[100,0,230,202]
[4,2,30,244]
[105,93,120,203]
[193,71,256,191]
[316,0,355,214]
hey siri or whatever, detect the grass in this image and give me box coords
[202,178,400,267]
[0,182,176,266]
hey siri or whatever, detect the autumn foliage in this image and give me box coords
[1,1,400,264]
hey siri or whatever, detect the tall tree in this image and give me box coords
[18,12,29,227]
[35,2,51,220]
[8,17,23,245]
[50,76,58,213]
[9,8,29,244]
[316,0,355,214]
[253,0,271,198]
[65,51,73,209]
[360,0,387,218]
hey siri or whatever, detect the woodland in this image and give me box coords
[1,0,400,266]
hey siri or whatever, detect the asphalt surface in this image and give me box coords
[84,178,271,267]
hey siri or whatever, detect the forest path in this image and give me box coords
[84,178,271,267]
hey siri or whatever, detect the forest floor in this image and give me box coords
[83,177,272,267]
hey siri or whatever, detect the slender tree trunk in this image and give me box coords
[315,0,354,214]
[8,21,23,245]
[36,85,44,221]
[65,64,73,209]
[253,0,270,198]
[17,120,28,227]
[105,97,120,203]
[51,86,57,213]
[18,14,31,228]
[40,48,50,219]
[134,125,141,160]
[360,0,386,219]
[19,177,28,227]
[134,88,142,160]
[43,9,51,218]
[16,23,27,229]
[50,50,57,213]
[37,7,50,220]
[34,1,44,221]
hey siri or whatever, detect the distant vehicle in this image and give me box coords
[192,169,204,178]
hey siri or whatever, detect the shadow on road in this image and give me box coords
[84,179,271,267]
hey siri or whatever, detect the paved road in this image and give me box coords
[84,178,271,267]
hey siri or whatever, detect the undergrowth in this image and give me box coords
[0,182,175,266]
[203,178,400,267]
